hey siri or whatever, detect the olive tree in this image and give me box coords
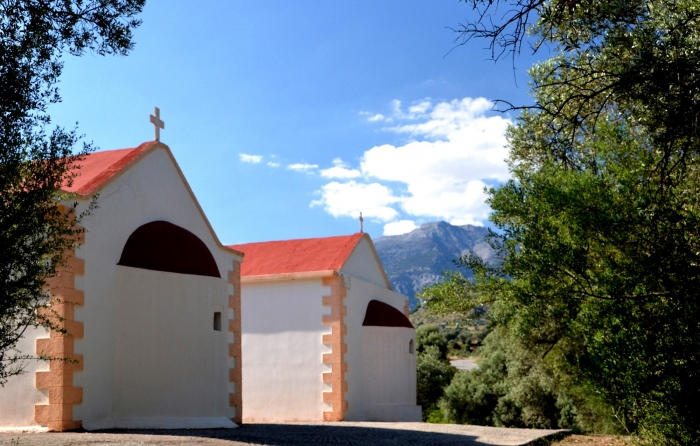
[0,0,145,384]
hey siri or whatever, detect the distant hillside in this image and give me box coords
[373,221,497,309]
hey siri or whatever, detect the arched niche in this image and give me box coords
[362,300,413,328]
[118,220,221,278]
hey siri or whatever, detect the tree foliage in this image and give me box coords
[416,324,450,357]
[422,0,700,443]
[440,328,621,433]
[415,325,456,421]
[0,0,144,385]
[418,271,474,315]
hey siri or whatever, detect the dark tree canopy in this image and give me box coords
[0,0,144,384]
[422,1,700,443]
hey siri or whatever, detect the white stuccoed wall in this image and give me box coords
[340,237,420,421]
[0,327,49,428]
[111,267,229,424]
[361,326,420,421]
[70,147,239,429]
[241,279,331,422]
[341,238,392,288]
[342,277,412,421]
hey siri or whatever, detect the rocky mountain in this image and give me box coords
[373,221,498,309]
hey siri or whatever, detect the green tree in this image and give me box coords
[418,271,473,316]
[0,0,145,385]
[423,0,700,443]
[416,344,456,422]
[439,328,620,432]
[416,324,449,357]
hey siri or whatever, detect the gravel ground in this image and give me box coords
[0,422,566,446]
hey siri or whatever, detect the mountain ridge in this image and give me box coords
[373,221,497,309]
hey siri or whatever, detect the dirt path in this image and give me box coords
[450,359,480,371]
[0,422,565,446]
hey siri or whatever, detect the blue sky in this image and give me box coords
[48,1,544,244]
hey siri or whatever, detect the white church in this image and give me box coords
[0,115,420,430]
[232,234,420,423]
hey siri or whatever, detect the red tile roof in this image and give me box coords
[62,141,159,196]
[229,233,365,276]
[55,140,244,258]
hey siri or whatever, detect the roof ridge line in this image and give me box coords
[74,141,160,196]
[228,232,361,248]
[328,232,364,271]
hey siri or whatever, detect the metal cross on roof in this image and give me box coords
[359,212,364,233]
[149,107,165,141]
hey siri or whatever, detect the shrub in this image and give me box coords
[416,324,449,357]
[439,329,622,432]
[416,345,456,421]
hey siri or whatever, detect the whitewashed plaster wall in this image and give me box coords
[361,326,420,421]
[111,266,229,424]
[342,277,411,421]
[70,147,239,429]
[241,279,331,422]
[341,238,391,288]
[0,327,49,428]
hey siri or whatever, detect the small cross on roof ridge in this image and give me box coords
[149,106,165,141]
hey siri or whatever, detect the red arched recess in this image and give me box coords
[118,221,221,278]
[362,300,413,328]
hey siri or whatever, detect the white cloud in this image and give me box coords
[314,97,511,227]
[267,162,280,168]
[319,158,361,178]
[390,98,433,120]
[408,100,431,115]
[320,166,361,179]
[239,153,262,164]
[287,163,319,171]
[360,97,510,225]
[383,220,418,236]
[360,111,393,123]
[390,99,403,117]
[311,181,401,222]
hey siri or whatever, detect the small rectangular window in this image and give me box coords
[213,312,222,331]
